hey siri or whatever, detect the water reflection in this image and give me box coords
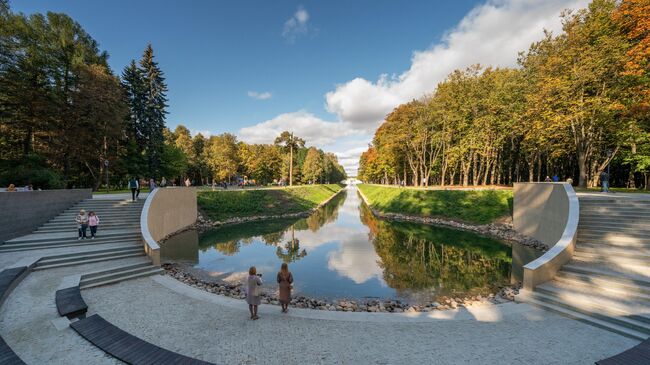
[161,186,543,304]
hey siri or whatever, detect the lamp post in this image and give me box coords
[104,159,109,194]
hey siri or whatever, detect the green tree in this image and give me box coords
[302,147,324,183]
[274,131,305,186]
[204,133,239,182]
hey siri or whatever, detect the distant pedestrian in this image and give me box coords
[552,175,559,182]
[160,177,167,188]
[6,184,16,192]
[185,177,191,187]
[75,209,89,240]
[277,263,293,313]
[600,170,610,193]
[246,266,263,320]
[566,177,573,185]
[128,177,139,201]
[149,178,157,190]
[544,176,552,182]
[88,211,100,239]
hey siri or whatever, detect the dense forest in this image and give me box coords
[359,0,649,188]
[0,1,345,189]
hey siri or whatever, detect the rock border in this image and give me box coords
[163,263,521,313]
[356,187,548,251]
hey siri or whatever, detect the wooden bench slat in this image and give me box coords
[70,314,215,365]
[55,286,88,318]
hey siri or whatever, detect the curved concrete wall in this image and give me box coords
[141,188,197,265]
[0,189,92,243]
[513,183,579,289]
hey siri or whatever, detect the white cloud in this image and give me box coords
[238,110,360,146]
[325,0,589,131]
[247,91,272,100]
[282,6,312,43]
[190,129,213,137]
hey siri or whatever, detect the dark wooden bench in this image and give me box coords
[596,338,650,365]
[70,314,216,365]
[55,286,88,319]
[0,267,28,365]
[0,267,26,306]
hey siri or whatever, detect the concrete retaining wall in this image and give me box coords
[141,188,197,266]
[0,189,92,243]
[513,183,579,289]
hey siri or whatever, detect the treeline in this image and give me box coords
[0,2,345,189]
[359,0,649,188]
[166,126,347,186]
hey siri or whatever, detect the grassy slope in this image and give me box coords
[198,184,344,221]
[358,184,512,225]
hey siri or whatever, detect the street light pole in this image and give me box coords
[105,159,109,194]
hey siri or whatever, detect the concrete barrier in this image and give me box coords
[140,188,197,266]
[513,183,579,289]
[0,189,92,243]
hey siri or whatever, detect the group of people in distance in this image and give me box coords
[246,263,294,320]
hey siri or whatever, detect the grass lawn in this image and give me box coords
[197,184,344,221]
[357,184,513,225]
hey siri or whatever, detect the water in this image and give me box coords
[161,186,542,304]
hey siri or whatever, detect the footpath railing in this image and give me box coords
[513,183,579,290]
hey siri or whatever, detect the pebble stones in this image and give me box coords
[163,263,522,314]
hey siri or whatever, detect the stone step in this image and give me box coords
[578,219,650,229]
[572,250,650,267]
[516,290,648,340]
[80,266,163,289]
[36,224,140,233]
[35,246,143,269]
[0,239,142,253]
[80,265,162,287]
[563,263,650,288]
[576,244,650,258]
[81,261,152,279]
[579,218,650,227]
[554,271,650,301]
[33,251,146,271]
[536,282,650,324]
[53,212,142,220]
[4,230,140,244]
[578,227,650,242]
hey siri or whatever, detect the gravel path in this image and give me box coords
[79,275,635,365]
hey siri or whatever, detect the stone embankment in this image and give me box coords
[163,263,521,313]
[193,188,345,231]
[356,189,547,251]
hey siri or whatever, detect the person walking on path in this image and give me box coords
[600,170,610,193]
[75,209,89,240]
[149,178,157,190]
[129,177,139,201]
[246,266,263,320]
[88,211,100,239]
[277,263,293,313]
[160,177,167,188]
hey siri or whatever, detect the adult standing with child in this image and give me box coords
[75,209,89,240]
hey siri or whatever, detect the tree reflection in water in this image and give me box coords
[359,201,512,299]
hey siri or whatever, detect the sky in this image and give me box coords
[12,0,590,176]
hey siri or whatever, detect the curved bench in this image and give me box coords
[55,286,88,319]
[596,338,650,365]
[0,267,28,365]
[71,314,215,365]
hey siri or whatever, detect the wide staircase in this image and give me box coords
[519,196,650,340]
[0,197,162,286]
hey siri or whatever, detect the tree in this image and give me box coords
[138,44,168,178]
[302,147,324,183]
[274,131,305,186]
[204,133,239,182]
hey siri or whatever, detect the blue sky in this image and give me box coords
[12,0,589,175]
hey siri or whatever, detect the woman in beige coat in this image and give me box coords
[276,263,293,313]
